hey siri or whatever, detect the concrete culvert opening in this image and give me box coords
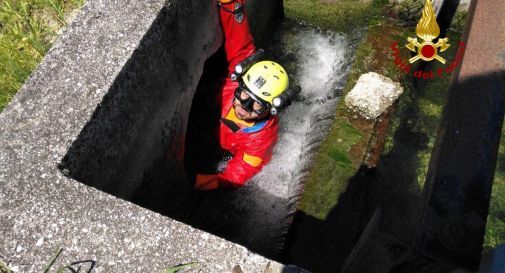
[57,0,354,261]
[57,0,296,258]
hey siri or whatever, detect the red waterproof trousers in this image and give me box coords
[214,0,279,188]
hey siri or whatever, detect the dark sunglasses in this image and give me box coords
[234,85,270,115]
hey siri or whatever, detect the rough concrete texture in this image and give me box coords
[344,72,403,120]
[0,0,307,272]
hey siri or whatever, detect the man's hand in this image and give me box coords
[195,174,219,190]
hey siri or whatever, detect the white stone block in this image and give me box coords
[344,72,403,119]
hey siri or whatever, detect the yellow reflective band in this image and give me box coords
[243,153,263,167]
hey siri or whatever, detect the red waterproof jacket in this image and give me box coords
[215,0,279,188]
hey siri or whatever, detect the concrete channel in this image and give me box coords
[1,0,503,272]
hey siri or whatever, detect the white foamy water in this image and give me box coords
[250,29,350,198]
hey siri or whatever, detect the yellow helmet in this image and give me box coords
[241,61,289,104]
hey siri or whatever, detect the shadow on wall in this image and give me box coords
[246,0,284,48]
[282,162,424,273]
[414,70,505,271]
[58,1,221,220]
[282,70,505,273]
[184,47,227,182]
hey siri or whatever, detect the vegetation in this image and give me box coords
[295,0,505,251]
[159,262,198,273]
[1,247,197,273]
[283,0,381,34]
[396,0,424,26]
[300,117,366,219]
[0,0,84,111]
[485,126,505,250]
[385,26,465,189]
[389,10,505,250]
[0,259,13,273]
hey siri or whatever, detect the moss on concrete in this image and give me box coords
[409,27,466,188]
[284,0,377,33]
[300,118,366,219]
[371,9,505,251]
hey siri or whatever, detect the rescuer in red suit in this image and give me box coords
[194,0,293,190]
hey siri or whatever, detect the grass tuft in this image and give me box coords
[159,262,198,273]
[0,259,14,273]
[484,124,505,250]
[0,0,84,112]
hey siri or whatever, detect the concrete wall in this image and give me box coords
[57,0,221,212]
[0,0,305,272]
[247,0,284,48]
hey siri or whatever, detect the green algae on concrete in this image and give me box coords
[284,0,375,33]
[411,77,451,188]
[368,7,505,252]
[390,28,465,190]
[301,118,365,219]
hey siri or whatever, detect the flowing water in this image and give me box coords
[253,24,351,198]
